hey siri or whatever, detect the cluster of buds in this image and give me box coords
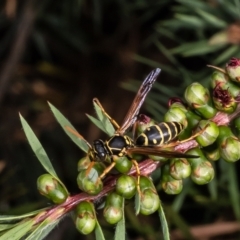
[35,58,240,236]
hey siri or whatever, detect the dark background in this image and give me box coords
[1,0,240,239]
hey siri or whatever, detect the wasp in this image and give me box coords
[67,68,200,194]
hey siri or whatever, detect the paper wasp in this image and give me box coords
[67,68,200,194]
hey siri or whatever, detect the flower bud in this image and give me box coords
[164,108,187,128]
[211,71,240,97]
[169,158,191,180]
[139,176,155,191]
[116,175,136,199]
[103,192,123,224]
[217,126,240,162]
[161,163,183,194]
[184,83,217,118]
[212,84,237,113]
[226,57,240,82]
[140,189,160,215]
[203,143,220,161]
[37,174,68,204]
[114,155,133,174]
[187,148,214,185]
[77,163,104,195]
[77,156,91,172]
[195,120,219,147]
[75,201,96,235]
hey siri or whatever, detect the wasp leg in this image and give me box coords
[131,159,142,197]
[93,98,120,129]
[97,161,116,183]
[85,161,95,176]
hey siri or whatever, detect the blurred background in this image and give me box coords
[1,0,240,239]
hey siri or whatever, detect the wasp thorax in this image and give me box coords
[92,139,109,161]
[107,135,134,156]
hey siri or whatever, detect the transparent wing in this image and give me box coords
[117,68,161,134]
[126,146,198,158]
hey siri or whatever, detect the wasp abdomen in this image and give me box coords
[136,122,184,146]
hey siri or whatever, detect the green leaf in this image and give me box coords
[228,164,240,220]
[48,102,89,153]
[0,208,49,223]
[158,204,170,240]
[134,192,140,215]
[196,9,227,28]
[20,115,58,180]
[0,223,18,232]
[95,220,105,240]
[25,218,61,240]
[114,198,125,240]
[86,114,108,135]
[92,100,115,136]
[0,219,34,240]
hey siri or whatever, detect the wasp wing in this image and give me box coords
[117,68,161,135]
[126,146,198,158]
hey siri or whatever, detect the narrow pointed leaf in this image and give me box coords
[20,114,58,179]
[134,192,140,215]
[25,218,61,240]
[0,208,49,223]
[114,198,125,240]
[95,220,105,240]
[0,223,18,231]
[0,219,34,240]
[158,204,170,240]
[228,164,240,220]
[93,100,115,136]
[86,114,107,135]
[48,102,89,153]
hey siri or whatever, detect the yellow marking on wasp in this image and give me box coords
[155,125,164,145]
[153,139,157,144]
[163,122,172,142]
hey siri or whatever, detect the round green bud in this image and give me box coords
[116,175,136,199]
[184,83,217,118]
[77,167,103,195]
[103,206,123,224]
[139,176,155,191]
[217,126,240,162]
[169,102,187,112]
[161,179,183,195]
[191,160,214,185]
[203,143,220,161]
[195,120,219,147]
[140,189,160,215]
[169,158,191,180]
[37,174,68,204]
[77,156,91,172]
[212,91,236,113]
[219,136,240,162]
[211,71,240,97]
[114,155,133,174]
[75,201,96,235]
[103,192,123,224]
[164,108,187,128]
[226,58,240,82]
[185,82,209,106]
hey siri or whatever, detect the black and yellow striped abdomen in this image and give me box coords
[136,122,184,146]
